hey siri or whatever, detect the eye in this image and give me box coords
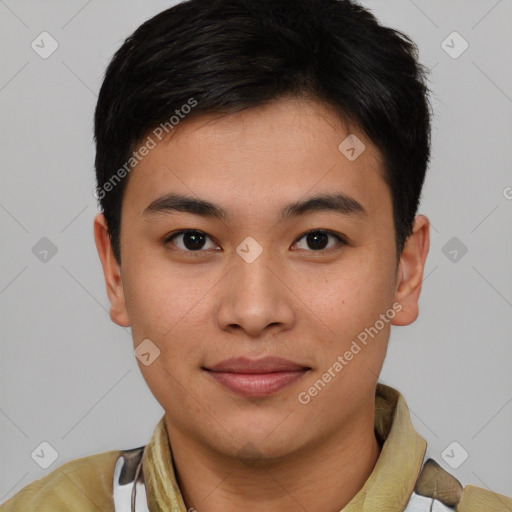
[164,230,220,253]
[163,229,346,254]
[293,229,347,252]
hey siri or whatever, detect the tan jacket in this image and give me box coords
[2,384,511,511]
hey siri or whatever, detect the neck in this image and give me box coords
[165,406,381,512]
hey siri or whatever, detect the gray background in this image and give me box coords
[1,0,511,504]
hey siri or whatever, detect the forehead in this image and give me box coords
[122,97,390,222]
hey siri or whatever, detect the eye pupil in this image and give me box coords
[307,232,329,250]
[183,230,205,250]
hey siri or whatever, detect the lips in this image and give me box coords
[203,356,311,398]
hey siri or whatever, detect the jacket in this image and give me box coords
[2,384,511,511]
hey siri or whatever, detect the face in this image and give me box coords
[95,96,429,463]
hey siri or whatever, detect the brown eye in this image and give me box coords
[294,230,346,252]
[165,230,219,252]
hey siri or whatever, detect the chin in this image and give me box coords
[213,424,306,465]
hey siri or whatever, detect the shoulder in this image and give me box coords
[0,449,122,512]
[411,458,512,512]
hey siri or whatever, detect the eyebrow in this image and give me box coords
[143,192,367,222]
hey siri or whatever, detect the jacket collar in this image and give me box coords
[141,383,427,512]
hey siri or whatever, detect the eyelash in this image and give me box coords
[163,229,347,255]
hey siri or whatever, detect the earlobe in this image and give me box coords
[93,213,131,327]
[391,215,430,327]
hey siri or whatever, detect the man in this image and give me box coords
[2,0,510,510]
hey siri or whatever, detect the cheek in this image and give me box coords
[122,254,207,339]
[122,258,211,380]
[296,254,396,353]
[308,256,394,315]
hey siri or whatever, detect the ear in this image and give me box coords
[391,214,430,326]
[93,213,130,327]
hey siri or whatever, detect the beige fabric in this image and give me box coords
[340,384,427,511]
[142,418,188,512]
[457,485,512,511]
[0,449,120,511]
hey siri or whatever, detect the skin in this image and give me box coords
[94,96,429,511]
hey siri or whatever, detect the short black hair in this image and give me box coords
[94,0,432,264]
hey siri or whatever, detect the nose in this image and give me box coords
[215,243,295,338]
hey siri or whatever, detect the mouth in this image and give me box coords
[203,356,311,398]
